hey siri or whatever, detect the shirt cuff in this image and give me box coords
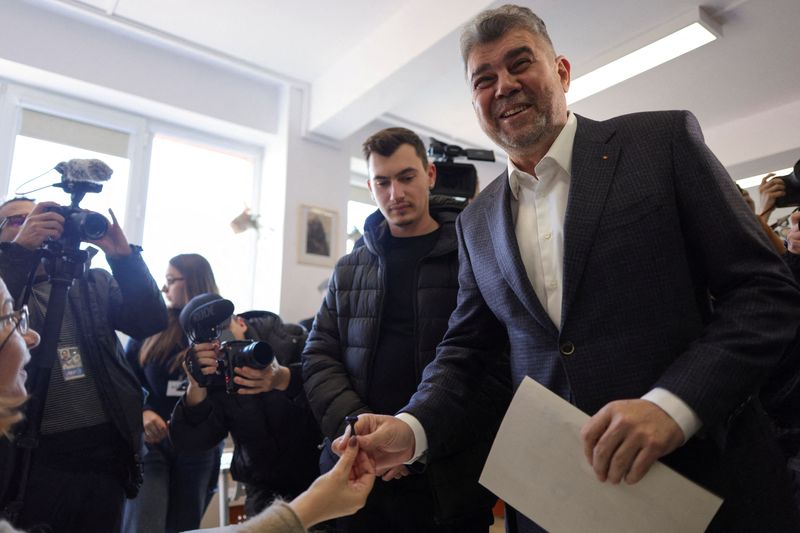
[395,412,429,463]
[642,387,702,443]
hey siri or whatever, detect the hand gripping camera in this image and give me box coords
[180,293,277,394]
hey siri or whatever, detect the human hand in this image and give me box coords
[12,201,63,250]
[580,399,684,484]
[332,414,416,471]
[759,173,784,218]
[379,464,410,482]
[182,360,208,407]
[787,211,800,255]
[143,409,168,443]
[233,363,291,394]
[190,342,222,376]
[88,208,131,258]
[290,436,376,527]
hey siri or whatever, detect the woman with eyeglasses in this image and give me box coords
[122,253,223,533]
[0,278,40,438]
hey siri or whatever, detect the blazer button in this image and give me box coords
[560,342,575,356]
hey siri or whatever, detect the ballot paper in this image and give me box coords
[480,377,723,532]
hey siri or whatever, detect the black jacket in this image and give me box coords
[169,311,320,497]
[302,196,512,523]
[0,242,167,495]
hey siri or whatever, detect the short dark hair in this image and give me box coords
[362,127,428,169]
[0,197,35,213]
[460,4,554,68]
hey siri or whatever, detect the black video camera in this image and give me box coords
[428,138,495,200]
[774,159,800,208]
[180,293,277,394]
[46,159,112,246]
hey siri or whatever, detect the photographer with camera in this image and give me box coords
[170,294,321,519]
[0,196,167,533]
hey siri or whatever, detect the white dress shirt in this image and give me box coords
[399,112,700,463]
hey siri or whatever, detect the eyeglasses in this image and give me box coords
[0,305,29,352]
[0,214,27,231]
[164,277,185,287]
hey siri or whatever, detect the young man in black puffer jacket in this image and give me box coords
[303,127,511,533]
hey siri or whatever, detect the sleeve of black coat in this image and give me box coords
[106,249,168,340]
[302,271,371,440]
[170,394,229,452]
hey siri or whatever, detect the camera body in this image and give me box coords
[775,159,800,208]
[45,205,108,245]
[180,293,276,394]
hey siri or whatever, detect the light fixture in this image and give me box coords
[567,7,721,105]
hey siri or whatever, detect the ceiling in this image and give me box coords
[31,0,800,179]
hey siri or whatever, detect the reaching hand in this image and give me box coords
[12,201,64,250]
[289,436,376,527]
[580,399,684,484]
[788,211,800,255]
[332,414,416,471]
[233,363,291,395]
[142,409,168,443]
[88,208,131,257]
[758,173,784,218]
[379,464,410,482]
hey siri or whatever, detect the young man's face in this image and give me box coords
[467,28,570,160]
[0,200,34,243]
[367,144,436,237]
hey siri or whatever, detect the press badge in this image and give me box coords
[166,380,187,397]
[58,346,86,381]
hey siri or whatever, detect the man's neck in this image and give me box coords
[389,216,439,238]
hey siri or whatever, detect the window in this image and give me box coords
[141,134,259,310]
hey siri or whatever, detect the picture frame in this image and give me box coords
[298,205,338,267]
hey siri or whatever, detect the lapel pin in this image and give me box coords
[601,155,609,160]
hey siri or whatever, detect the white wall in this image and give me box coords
[0,0,281,134]
[0,1,354,323]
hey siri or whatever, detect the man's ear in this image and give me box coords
[428,162,437,191]
[556,55,571,92]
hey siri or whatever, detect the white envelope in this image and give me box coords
[480,377,723,533]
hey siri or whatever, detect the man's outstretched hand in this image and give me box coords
[332,414,416,471]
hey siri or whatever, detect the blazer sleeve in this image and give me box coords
[652,110,800,428]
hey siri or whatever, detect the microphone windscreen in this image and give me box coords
[55,159,113,183]
[179,293,234,341]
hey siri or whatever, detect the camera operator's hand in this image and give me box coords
[759,173,784,219]
[183,342,220,407]
[88,208,131,258]
[12,201,64,250]
[142,409,168,443]
[233,363,291,395]
[787,211,800,255]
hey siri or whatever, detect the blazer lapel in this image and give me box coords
[561,116,620,326]
[484,173,558,336]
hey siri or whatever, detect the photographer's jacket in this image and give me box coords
[302,196,512,523]
[0,242,167,488]
[169,311,321,497]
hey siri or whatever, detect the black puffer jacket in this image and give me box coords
[169,311,320,497]
[302,196,512,523]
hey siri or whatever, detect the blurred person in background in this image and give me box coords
[123,253,224,533]
[170,294,321,522]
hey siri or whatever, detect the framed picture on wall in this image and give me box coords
[298,205,338,266]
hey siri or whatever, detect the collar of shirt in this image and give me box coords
[507,111,578,199]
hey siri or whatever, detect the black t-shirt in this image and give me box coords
[367,228,440,415]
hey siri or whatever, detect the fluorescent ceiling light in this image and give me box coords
[736,167,794,189]
[567,8,720,105]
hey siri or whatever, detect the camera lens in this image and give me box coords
[80,212,109,240]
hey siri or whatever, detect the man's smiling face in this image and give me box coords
[467,28,570,161]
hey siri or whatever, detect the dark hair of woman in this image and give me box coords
[139,253,219,371]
